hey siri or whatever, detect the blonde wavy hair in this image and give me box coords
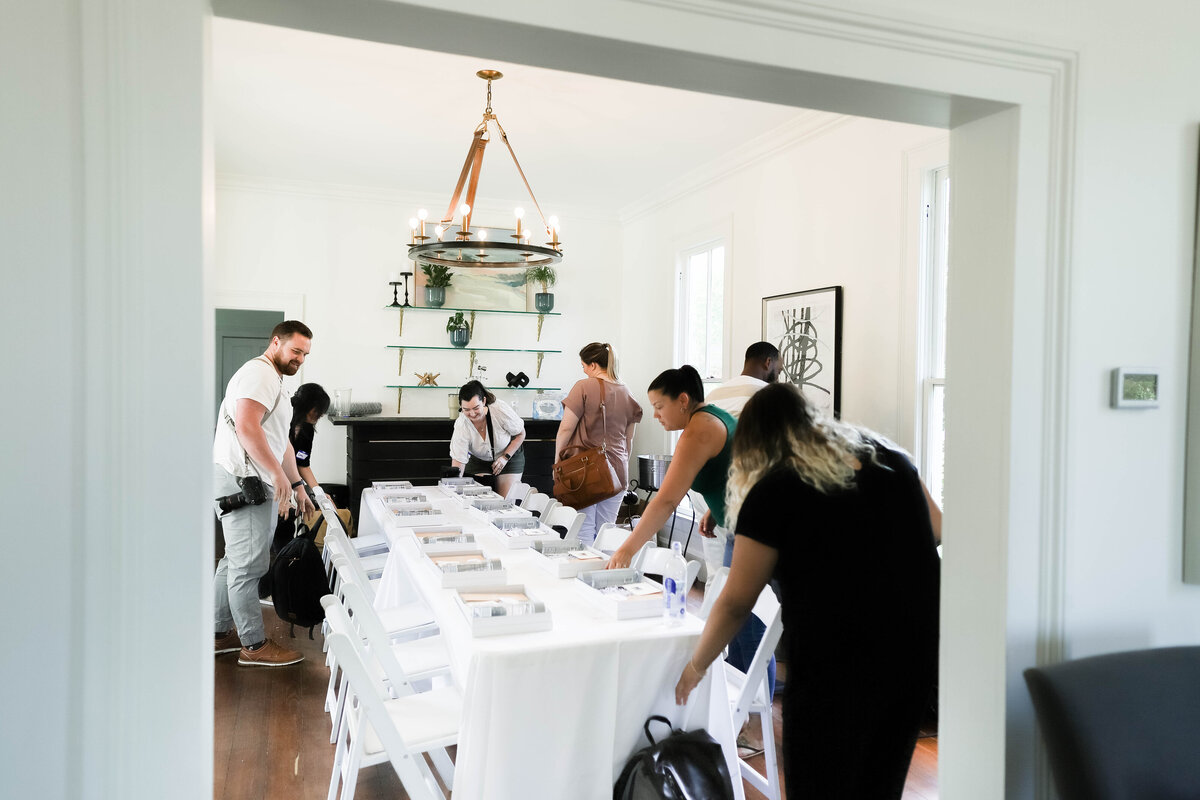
[724,383,883,530]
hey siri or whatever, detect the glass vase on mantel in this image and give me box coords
[425,286,446,308]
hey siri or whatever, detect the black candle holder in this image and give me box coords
[400,271,413,307]
[388,281,402,307]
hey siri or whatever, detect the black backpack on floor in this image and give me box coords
[613,715,734,800]
[266,518,328,639]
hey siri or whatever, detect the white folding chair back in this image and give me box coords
[317,490,388,557]
[634,546,701,596]
[522,491,557,520]
[593,523,630,554]
[698,567,729,620]
[504,481,532,506]
[341,581,450,689]
[705,579,783,800]
[332,555,437,642]
[325,632,460,800]
[543,504,584,544]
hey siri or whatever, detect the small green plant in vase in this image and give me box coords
[525,265,558,313]
[446,311,470,348]
[421,263,453,308]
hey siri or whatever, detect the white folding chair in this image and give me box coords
[706,579,784,800]
[633,546,701,596]
[522,491,557,520]
[325,630,460,800]
[592,523,653,564]
[543,503,584,544]
[698,566,729,620]
[321,590,451,746]
[504,481,532,506]
[331,555,438,642]
[316,489,388,556]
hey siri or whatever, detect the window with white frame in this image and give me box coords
[676,241,726,381]
[919,165,950,507]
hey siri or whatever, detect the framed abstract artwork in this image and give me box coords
[762,285,843,417]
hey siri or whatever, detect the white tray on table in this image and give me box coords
[575,569,665,619]
[372,480,414,491]
[494,517,565,549]
[530,541,610,577]
[413,526,479,555]
[425,551,507,588]
[454,584,552,637]
[386,502,445,527]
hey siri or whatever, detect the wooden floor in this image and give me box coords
[215,602,938,800]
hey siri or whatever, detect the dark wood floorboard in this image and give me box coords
[216,594,937,799]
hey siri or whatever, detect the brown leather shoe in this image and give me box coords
[215,629,242,655]
[237,638,304,667]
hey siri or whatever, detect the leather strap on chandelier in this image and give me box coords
[438,73,551,236]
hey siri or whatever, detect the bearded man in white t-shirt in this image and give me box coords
[213,320,316,667]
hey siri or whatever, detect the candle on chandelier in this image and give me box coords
[408,217,418,244]
[548,215,560,249]
[514,207,525,239]
[435,225,445,242]
[459,203,471,236]
[417,208,428,238]
[478,229,488,257]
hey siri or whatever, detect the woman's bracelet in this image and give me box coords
[687,657,708,678]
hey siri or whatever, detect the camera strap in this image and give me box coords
[223,357,285,480]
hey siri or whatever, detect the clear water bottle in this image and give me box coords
[662,541,688,627]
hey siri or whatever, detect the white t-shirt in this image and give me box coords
[213,356,290,483]
[704,374,769,419]
[449,399,525,463]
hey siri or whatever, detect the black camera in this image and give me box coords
[215,474,268,515]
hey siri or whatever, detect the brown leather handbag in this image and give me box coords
[553,378,620,509]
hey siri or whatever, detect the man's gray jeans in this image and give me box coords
[213,464,277,645]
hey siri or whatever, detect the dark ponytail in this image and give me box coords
[458,380,497,406]
[647,365,704,404]
[290,383,331,430]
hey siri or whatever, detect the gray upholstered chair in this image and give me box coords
[1024,645,1200,800]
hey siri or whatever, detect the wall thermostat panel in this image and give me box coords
[1111,367,1160,408]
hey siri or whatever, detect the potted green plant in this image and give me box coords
[446,311,470,348]
[525,265,558,313]
[421,263,453,308]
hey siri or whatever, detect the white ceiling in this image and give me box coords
[212,18,823,217]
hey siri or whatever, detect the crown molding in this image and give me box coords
[618,110,851,222]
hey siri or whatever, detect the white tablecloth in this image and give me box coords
[358,487,743,800]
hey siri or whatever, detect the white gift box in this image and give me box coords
[425,551,507,588]
[386,502,445,527]
[575,569,665,620]
[372,480,414,491]
[530,542,610,578]
[412,526,478,555]
[493,517,562,549]
[454,584,552,637]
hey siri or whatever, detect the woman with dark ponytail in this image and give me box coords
[555,342,643,545]
[606,364,734,569]
[272,382,331,554]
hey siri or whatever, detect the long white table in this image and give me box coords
[359,486,743,800]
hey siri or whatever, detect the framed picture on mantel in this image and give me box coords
[762,285,843,418]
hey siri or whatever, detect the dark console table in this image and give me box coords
[331,415,559,512]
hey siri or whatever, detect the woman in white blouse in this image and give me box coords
[450,380,527,497]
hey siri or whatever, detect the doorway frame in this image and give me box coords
[77,2,1076,798]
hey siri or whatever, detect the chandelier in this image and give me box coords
[406,70,562,269]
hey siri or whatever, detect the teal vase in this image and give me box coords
[534,292,555,313]
[449,327,470,348]
[425,286,446,308]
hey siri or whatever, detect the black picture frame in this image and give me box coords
[761,285,844,417]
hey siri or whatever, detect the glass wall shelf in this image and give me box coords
[386,345,562,353]
[386,385,561,390]
[385,305,560,317]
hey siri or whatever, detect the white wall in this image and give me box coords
[213,178,625,483]
[620,117,946,457]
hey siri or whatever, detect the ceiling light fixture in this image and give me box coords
[407,70,562,269]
